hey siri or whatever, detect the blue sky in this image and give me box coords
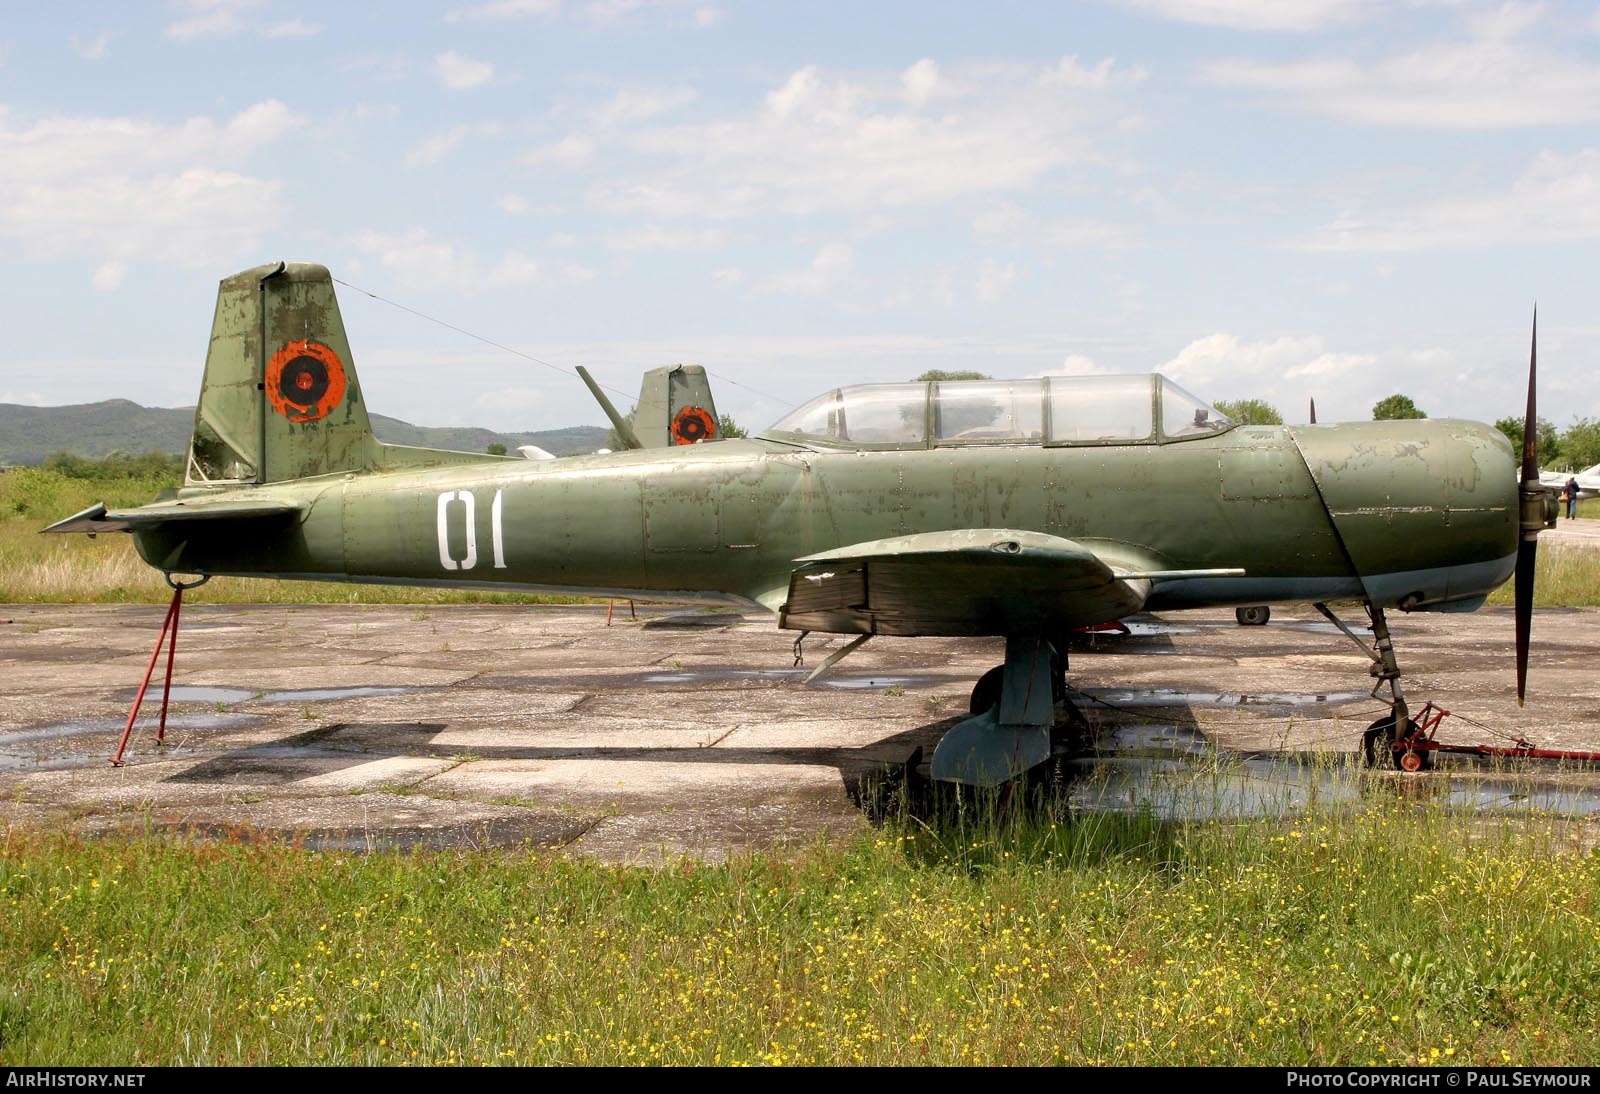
[2,0,1598,436]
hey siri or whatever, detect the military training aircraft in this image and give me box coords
[1540,463,1600,502]
[46,262,1558,785]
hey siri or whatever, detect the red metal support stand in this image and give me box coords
[1391,701,1600,769]
[110,576,206,767]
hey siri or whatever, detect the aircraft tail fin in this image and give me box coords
[186,262,506,487]
[631,364,721,448]
[187,262,382,485]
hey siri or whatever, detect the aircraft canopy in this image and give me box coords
[760,374,1233,450]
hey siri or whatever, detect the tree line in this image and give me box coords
[1211,392,1599,470]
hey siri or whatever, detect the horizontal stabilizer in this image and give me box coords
[42,498,302,535]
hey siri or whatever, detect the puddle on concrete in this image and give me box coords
[639,668,940,691]
[1062,751,1600,820]
[258,686,415,702]
[1266,620,1347,636]
[147,686,257,703]
[642,669,801,685]
[0,713,257,771]
[120,685,417,705]
[1082,687,1365,708]
[1027,720,1600,819]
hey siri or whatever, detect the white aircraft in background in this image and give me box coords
[1539,463,1600,500]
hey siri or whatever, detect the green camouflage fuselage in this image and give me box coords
[130,417,1519,635]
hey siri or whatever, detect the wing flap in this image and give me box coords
[780,529,1152,637]
[42,498,303,534]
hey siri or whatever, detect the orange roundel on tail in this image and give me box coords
[671,405,716,445]
[266,340,347,423]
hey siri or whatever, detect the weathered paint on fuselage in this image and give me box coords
[131,416,1519,632]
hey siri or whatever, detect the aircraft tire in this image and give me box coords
[969,666,1004,715]
[1362,714,1429,771]
[1235,605,1270,626]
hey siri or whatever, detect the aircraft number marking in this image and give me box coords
[436,489,506,571]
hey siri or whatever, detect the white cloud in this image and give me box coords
[1466,1,1547,41]
[974,202,1137,250]
[1297,148,1600,251]
[406,122,502,167]
[693,6,720,27]
[1041,54,1148,89]
[712,267,745,286]
[1163,332,1333,384]
[0,100,304,279]
[91,261,126,291]
[1059,353,1104,374]
[1204,39,1600,128]
[69,30,116,59]
[497,193,529,214]
[764,66,826,119]
[10,169,285,270]
[1159,333,1384,415]
[974,203,1028,237]
[768,242,858,295]
[446,0,562,21]
[975,258,1015,302]
[265,18,322,37]
[354,229,596,293]
[435,50,495,90]
[526,134,595,165]
[1033,352,1108,377]
[586,58,1136,220]
[1109,0,1377,32]
[591,87,696,128]
[605,224,729,252]
[164,0,264,40]
[901,59,940,105]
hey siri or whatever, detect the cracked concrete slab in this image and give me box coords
[4,599,1600,861]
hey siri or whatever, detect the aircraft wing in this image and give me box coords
[42,498,303,534]
[777,528,1239,637]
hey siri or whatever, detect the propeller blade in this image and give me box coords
[1521,307,1538,483]
[1515,537,1535,706]
[1309,397,1317,425]
[1515,306,1539,706]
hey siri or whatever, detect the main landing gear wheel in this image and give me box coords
[1362,714,1432,772]
[969,666,1004,715]
[968,655,1066,715]
[1235,605,1270,626]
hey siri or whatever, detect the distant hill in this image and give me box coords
[0,400,609,465]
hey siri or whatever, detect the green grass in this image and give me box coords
[1,791,1598,1066]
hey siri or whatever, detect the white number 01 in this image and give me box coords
[436,489,506,571]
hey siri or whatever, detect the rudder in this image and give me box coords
[187,262,381,485]
[632,364,721,447]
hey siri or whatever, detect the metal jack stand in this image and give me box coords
[110,574,209,767]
